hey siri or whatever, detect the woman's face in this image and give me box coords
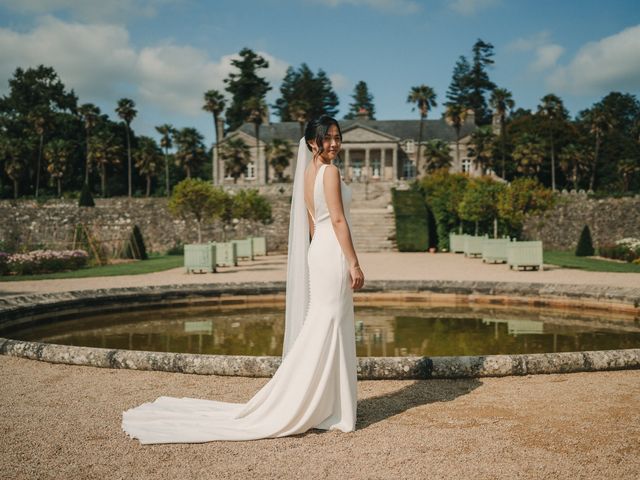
[311,124,342,162]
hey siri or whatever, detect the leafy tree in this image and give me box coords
[168,178,228,242]
[496,177,554,238]
[202,89,226,183]
[407,85,437,173]
[220,137,251,183]
[27,105,49,198]
[44,138,72,197]
[489,87,515,178]
[617,157,640,192]
[173,127,207,178]
[0,137,27,198]
[134,136,162,197]
[230,188,273,235]
[155,123,175,196]
[458,176,505,236]
[422,139,452,173]
[558,143,591,190]
[577,104,614,191]
[344,81,376,120]
[115,98,137,197]
[272,63,339,123]
[418,169,470,250]
[223,48,272,132]
[265,138,293,182]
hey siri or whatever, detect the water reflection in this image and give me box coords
[5,304,639,357]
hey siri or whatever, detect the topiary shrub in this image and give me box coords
[575,225,595,257]
[78,183,95,207]
[121,225,148,260]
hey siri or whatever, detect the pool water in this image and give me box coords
[5,303,640,357]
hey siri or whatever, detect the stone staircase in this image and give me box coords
[350,207,397,252]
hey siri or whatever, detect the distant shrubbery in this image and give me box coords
[598,238,640,264]
[0,249,89,275]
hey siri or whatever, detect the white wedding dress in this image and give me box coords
[122,163,357,443]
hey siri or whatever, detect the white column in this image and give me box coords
[392,147,398,181]
[344,149,350,181]
[365,148,370,179]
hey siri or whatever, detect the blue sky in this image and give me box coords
[1,0,639,146]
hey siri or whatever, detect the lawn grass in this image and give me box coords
[0,254,183,282]
[543,250,640,273]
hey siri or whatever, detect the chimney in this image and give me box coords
[355,107,370,121]
[464,108,476,125]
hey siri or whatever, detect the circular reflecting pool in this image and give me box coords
[3,303,639,357]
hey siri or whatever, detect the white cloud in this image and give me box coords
[0,16,291,118]
[505,30,564,72]
[307,0,421,15]
[547,24,640,95]
[329,73,349,90]
[447,0,500,15]
[0,0,176,22]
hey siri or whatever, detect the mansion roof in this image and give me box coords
[231,118,477,144]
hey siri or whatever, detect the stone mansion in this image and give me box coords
[213,110,501,186]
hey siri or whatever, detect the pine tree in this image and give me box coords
[78,183,95,207]
[575,225,595,257]
[344,81,376,120]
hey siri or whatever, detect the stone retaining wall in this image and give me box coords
[523,192,640,250]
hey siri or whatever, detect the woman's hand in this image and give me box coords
[350,264,364,290]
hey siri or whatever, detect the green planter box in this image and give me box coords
[231,238,254,260]
[214,241,237,267]
[249,236,267,256]
[507,241,544,271]
[449,233,467,253]
[481,238,511,264]
[184,243,217,273]
[463,234,488,257]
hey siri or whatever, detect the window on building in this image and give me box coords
[372,157,381,177]
[403,159,416,179]
[461,158,472,173]
[246,162,256,179]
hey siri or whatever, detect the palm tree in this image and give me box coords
[219,137,251,183]
[617,158,640,192]
[289,100,311,138]
[407,85,437,174]
[0,138,26,199]
[558,143,591,191]
[245,97,269,184]
[422,139,452,173]
[88,132,122,197]
[537,94,567,191]
[44,139,72,197]
[582,105,614,191]
[78,103,100,184]
[202,90,226,184]
[173,127,206,178]
[115,98,137,197]
[467,126,497,175]
[265,138,293,182]
[134,136,162,197]
[155,124,175,196]
[489,88,515,178]
[512,134,545,177]
[444,104,469,169]
[28,106,49,198]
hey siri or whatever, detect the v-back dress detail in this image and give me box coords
[121,163,357,444]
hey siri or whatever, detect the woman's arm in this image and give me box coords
[323,164,360,267]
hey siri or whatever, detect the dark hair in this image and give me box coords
[304,115,343,156]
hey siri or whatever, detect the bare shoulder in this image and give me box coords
[323,164,340,183]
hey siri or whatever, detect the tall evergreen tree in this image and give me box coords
[202,89,226,184]
[467,39,497,125]
[407,85,438,174]
[272,63,339,122]
[344,81,376,120]
[223,48,271,133]
[490,87,515,178]
[445,55,472,108]
[537,94,569,191]
[115,98,137,197]
[155,124,175,196]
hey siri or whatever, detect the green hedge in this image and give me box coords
[391,188,431,251]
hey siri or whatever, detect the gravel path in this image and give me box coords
[2,355,638,480]
[2,252,640,479]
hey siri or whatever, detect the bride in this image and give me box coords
[121,115,365,443]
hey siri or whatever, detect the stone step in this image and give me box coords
[348,207,397,252]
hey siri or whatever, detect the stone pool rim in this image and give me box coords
[1,279,639,379]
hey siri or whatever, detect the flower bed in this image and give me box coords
[1,249,89,275]
[598,238,640,264]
